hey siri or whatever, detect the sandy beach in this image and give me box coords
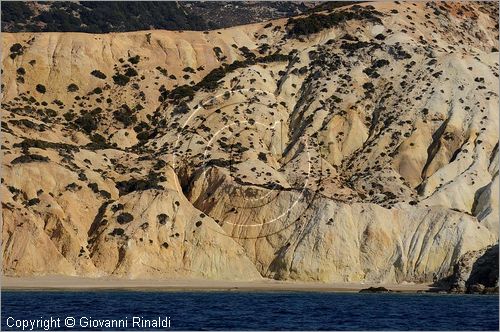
[2,276,435,292]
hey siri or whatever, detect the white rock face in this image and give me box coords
[1,2,498,283]
[188,167,494,283]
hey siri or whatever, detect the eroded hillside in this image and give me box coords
[1,1,499,283]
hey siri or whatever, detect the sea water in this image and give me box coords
[2,291,498,330]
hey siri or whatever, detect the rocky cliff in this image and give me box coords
[1,1,499,283]
[448,244,498,294]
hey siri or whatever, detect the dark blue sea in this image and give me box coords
[2,291,498,331]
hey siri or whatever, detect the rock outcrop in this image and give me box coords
[359,287,391,293]
[1,2,498,283]
[448,245,499,294]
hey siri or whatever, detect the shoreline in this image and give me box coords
[1,276,437,293]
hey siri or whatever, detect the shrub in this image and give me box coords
[124,67,138,77]
[91,70,107,79]
[25,198,40,206]
[75,113,98,133]
[153,159,166,170]
[90,133,106,145]
[213,46,222,57]
[12,154,49,164]
[88,183,99,193]
[9,43,23,59]
[166,85,195,101]
[111,203,124,212]
[372,59,390,68]
[117,212,134,224]
[109,228,125,236]
[340,41,374,54]
[128,55,140,64]
[67,83,79,92]
[45,109,57,117]
[362,82,374,90]
[63,111,76,121]
[388,44,411,60]
[363,67,378,78]
[133,121,150,133]
[115,176,164,195]
[85,139,114,150]
[10,43,22,53]
[112,73,130,86]
[182,67,196,73]
[113,104,137,126]
[157,213,169,225]
[99,190,111,199]
[36,84,46,93]
[136,131,150,141]
[156,66,168,76]
[197,67,226,90]
[65,183,81,192]
[239,46,255,59]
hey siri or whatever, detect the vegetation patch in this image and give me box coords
[75,113,98,134]
[67,83,79,92]
[156,66,168,76]
[14,138,79,152]
[9,119,47,131]
[163,53,291,102]
[363,59,390,78]
[157,213,169,225]
[9,43,24,59]
[12,154,49,164]
[117,212,134,224]
[91,70,107,79]
[115,174,164,196]
[287,6,382,37]
[128,55,140,64]
[112,73,130,86]
[124,67,138,77]
[109,228,125,236]
[63,111,76,121]
[113,104,137,126]
[36,84,46,94]
[24,198,40,206]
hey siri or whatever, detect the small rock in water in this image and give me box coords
[359,286,391,293]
